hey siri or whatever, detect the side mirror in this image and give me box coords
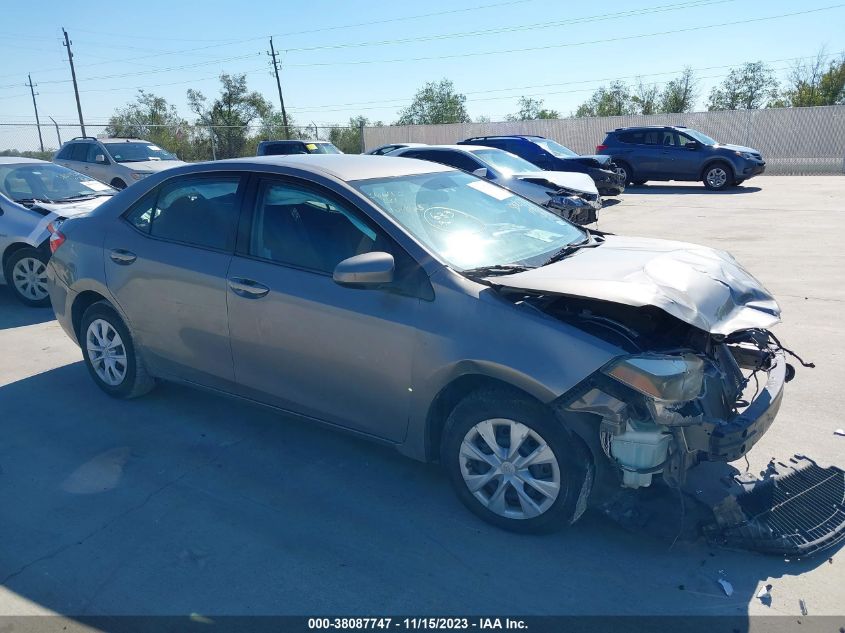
[95,154,107,163]
[472,167,488,178]
[333,251,394,288]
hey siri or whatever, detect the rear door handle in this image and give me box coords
[228,277,270,299]
[109,249,137,265]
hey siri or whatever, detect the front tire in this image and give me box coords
[80,301,155,399]
[703,162,733,190]
[442,389,592,533]
[4,247,50,307]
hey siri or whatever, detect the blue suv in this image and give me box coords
[458,135,625,196]
[596,126,765,191]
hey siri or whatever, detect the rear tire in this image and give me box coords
[4,247,50,307]
[110,178,127,190]
[80,301,155,399]
[703,162,734,190]
[441,389,592,534]
[614,162,633,185]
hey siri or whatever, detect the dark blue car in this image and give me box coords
[596,126,766,191]
[457,135,625,196]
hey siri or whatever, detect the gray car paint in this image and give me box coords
[46,155,764,464]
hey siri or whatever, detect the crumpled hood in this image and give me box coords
[123,159,185,173]
[557,154,613,168]
[35,196,113,218]
[485,235,780,335]
[511,171,598,196]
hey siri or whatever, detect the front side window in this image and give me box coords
[249,180,381,274]
[352,171,584,271]
[103,142,177,163]
[684,129,717,145]
[412,151,481,173]
[660,131,676,146]
[0,163,115,203]
[306,143,341,154]
[125,176,241,250]
[69,143,90,162]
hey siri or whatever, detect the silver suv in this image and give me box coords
[45,155,814,544]
[53,137,185,190]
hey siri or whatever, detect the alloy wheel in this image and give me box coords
[459,418,561,519]
[86,319,128,386]
[706,167,728,189]
[12,256,48,301]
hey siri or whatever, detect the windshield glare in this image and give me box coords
[536,139,578,158]
[684,129,717,145]
[352,171,585,270]
[310,143,341,154]
[0,163,116,202]
[104,142,177,163]
[471,149,540,176]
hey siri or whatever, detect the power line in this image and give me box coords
[284,4,845,67]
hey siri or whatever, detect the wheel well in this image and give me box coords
[700,159,734,180]
[2,241,42,271]
[425,375,540,462]
[71,291,110,341]
[110,177,126,186]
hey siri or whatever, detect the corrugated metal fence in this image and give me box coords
[363,105,845,175]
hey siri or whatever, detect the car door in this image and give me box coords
[55,142,88,175]
[226,176,424,441]
[104,173,245,388]
[630,130,668,177]
[674,132,705,179]
[84,143,113,183]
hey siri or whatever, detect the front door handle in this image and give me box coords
[109,249,137,265]
[228,277,270,299]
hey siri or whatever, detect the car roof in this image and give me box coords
[259,139,327,144]
[400,144,490,152]
[461,135,545,141]
[0,156,48,165]
[611,125,687,131]
[220,154,454,181]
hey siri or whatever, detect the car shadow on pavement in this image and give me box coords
[0,363,835,624]
[624,185,762,195]
[0,289,54,330]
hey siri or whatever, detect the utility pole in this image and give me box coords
[62,28,86,137]
[267,37,289,139]
[26,74,44,152]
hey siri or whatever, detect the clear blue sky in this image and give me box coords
[0,0,843,132]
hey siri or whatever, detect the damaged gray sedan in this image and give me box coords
[46,155,843,555]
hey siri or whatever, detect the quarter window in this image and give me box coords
[249,180,381,274]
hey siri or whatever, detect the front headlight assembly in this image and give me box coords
[602,353,705,403]
[549,194,586,208]
[734,151,755,160]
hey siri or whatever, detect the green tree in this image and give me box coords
[574,81,635,117]
[396,79,471,125]
[506,96,560,121]
[329,115,375,153]
[783,50,845,106]
[105,90,199,159]
[659,67,698,113]
[631,79,660,115]
[475,114,491,123]
[707,62,779,110]
[187,73,272,158]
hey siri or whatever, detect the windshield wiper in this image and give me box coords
[63,192,113,200]
[542,236,601,266]
[461,264,535,278]
[14,197,54,205]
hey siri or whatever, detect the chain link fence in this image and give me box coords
[363,105,845,175]
[0,122,362,162]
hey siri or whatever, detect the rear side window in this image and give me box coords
[405,150,480,172]
[262,143,303,155]
[124,176,242,251]
[618,131,645,144]
[66,143,90,162]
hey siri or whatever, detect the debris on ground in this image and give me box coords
[834,429,845,437]
[756,584,772,606]
[799,599,808,616]
[717,578,734,596]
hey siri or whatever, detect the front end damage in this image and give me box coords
[512,291,842,556]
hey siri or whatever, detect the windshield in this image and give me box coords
[352,171,585,270]
[307,143,341,154]
[535,139,579,158]
[683,129,717,145]
[0,163,116,203]
[471,149,541,176]
[104,142,178,163]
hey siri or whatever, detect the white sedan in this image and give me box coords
[0,157,116,306]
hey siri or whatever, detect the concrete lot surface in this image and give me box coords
[0,176,843,624]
